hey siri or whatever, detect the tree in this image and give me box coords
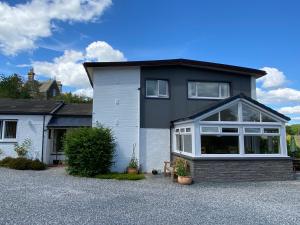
[54,92,92,103]
[0,74,31,98]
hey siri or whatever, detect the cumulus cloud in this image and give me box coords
[32,41,126,90]
[257,67,287,89]
[0,0,112,55]
[257,87,300,104]
[279,106,300,114]
[73,87,93,98]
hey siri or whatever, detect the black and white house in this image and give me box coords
[84,59,294,181]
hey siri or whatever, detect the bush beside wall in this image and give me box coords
[63,126,115,177]
[0,157,47,170]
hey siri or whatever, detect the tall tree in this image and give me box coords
[0,74,31,98]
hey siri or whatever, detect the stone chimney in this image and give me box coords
[28,68,35,82]
[57,81,62,93]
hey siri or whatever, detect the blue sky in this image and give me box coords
[0,0,300,123]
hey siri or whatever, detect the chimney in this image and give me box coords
[28,68,35,82]
[57,81,62,93]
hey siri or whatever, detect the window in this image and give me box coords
[203,113,219,121]
[201,126,219,133]
[188,82,230,99]
[264,128,279,134]
[244,127,261,134]
[261,113,276,122]
[244,136,280,154]
[201,135,239,154]
[242,104,260,122]
[146,80,169,98]
[175,128,192,153]
[222,127,238,133]
[0,120,17,140]
[220,105,238,121]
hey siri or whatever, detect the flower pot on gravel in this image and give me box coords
[127,168,138,174]
[178,176,192,185]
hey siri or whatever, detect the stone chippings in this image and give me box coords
[0,167,300,225]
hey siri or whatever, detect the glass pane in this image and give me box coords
[0,121,2,139]
[244,128,261,133]
[264,128,279,134]
[158,80,168,97]
[201,135,239,154]
[197,82,219,97]
[175,129,179,133]
[180,128,185,133]
[176,134,182,151]
[4,121,17,139]
[244,136,280,154]
[183,135,192,153]
[242,104,260,122]
[146,80,158,97]
[201,126,219,133]
[220,83,230,98]
[222,127,238,133]
[261,113,276,122]
[202,113,219,121]
[220,105,238,121]
[188,82,196,97]
[186,128,191,132]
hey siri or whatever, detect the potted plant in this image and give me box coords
[127,144,138,174]
[175,158,192,185]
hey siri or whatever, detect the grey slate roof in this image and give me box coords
[0,99,63,115]
[47,116,92,128]
[39,80,55,93]
[53,103,92,116]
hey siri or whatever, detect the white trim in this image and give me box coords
[188,81,230,99]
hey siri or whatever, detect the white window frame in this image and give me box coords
[0,120,18,142]
[188,81,230,99]
[146,79,169,98]
[174,127,193,155]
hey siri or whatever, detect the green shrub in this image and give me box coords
[14,139,32,157]
[174,158,189,177]
[0,157,46,170]
[64,126,115,177]
[95,173,145,180]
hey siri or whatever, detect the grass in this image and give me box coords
[95,173,145,180]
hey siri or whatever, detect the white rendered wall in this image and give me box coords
[139,128,170,172]
[92,67,140,172]
[0,115,49,161]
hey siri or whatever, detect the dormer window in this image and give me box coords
[188,81,230,99]
[146,80,169,98]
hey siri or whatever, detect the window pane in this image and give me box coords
[176,134,182,151]
[175,129,179,133]
[0,121,2,139]
[244,136,280,154]
[158,80,168,97]
[220,105,238,121]
[242,104,260,122]
[197,82,219,97]
[203,113,219,121]
[220,83,230,98]
[188,82,196,97]
[244,128,261,133]
[185,128,191,132]
[261,113,276,122]
[201,135,239,154]
[183,135,192,153]
[146,80,158,97]
[4,121,17,139]
[201,126,219,133]
[180,128,185,133]
[264,128,279,134]
[222,127,238,133]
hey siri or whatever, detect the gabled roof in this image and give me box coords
[172,93,290,123]
[53,103,92,116]
[0,99,63,115]
[83,58,266,87]
[39,80,56,93]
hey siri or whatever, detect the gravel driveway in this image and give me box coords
[0,167,300,225]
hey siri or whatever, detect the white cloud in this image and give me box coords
[32,41,126,90]
[257,67,287,89]
[291,117,300,121]
[73,88,93,98]
[0,0,112,55]
[279,106,300,114]
[257,87,300,104]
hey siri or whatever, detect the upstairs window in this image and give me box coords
[0,120,17,140]
[146,80,169,98]
[188,82,230,99]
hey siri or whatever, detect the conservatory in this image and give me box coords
[171,94,293,181]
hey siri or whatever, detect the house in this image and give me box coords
[25,68,62,99]
[0,99,92,164]
[84,58,294,181]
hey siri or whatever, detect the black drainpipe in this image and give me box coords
[170,122,174,162]
[41,115,45,163]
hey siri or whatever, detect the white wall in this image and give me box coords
[139,128,170,172]
[0,115,49,161]
[92,67,140,172]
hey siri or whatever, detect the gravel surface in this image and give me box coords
[0,167,300,225]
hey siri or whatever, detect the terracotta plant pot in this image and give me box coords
[178,176,192,185]
[127,168,138,174]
